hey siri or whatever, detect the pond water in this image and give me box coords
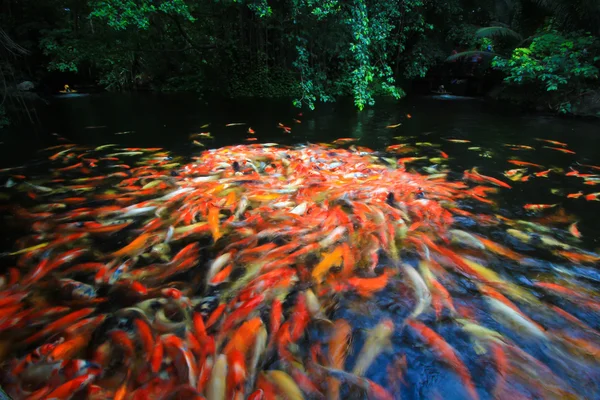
[0,93,599,399]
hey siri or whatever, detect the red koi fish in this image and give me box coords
[25,308,96,344]
[569,222,581,238]
[44,373,97,399]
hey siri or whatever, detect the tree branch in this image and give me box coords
[168,15,215,54]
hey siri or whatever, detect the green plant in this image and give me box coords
[492,30,599,112]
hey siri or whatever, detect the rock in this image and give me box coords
[16,81,34,91]
[571,90,600,118]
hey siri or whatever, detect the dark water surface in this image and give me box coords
[5,93,600,238]
[1,93,599,399]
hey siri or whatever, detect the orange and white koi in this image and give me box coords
[523,203,558,211]
[568,222,581,238]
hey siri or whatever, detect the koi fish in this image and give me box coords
[328,319,352,400]
[385,123,402,128]
[352,319,393,377]
[523,203,558,211]
[568,222,581,238]
[332,138,358,144]
[464,168,511,189]
[111,232,158,258]
[266,370,304,400]
[507,160,544,169]
[566,191,584,199]
[444,139,471,143]
[504,144,535,150]
[543,146,576,154]
[407,320,479,400]
[534,169,552,177]
[535,138,568,147]
[25,308,96,344]
[207,354,227,400]
[585,192,600,201]
[226,123,246,126]
[248,128,255,134]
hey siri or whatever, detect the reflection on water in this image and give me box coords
[0,94,599,399]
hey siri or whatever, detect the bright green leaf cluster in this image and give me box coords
[89,0,194,30]
[492,31,599,92]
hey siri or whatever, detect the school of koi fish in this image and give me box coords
[0,122,599,400]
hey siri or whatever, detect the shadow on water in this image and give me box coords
[0,93,599,399]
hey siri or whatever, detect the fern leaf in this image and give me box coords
[445,51,497,62]
[475,27,522,40]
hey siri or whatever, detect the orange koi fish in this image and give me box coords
[464,168,511,189]
[111,232,157,258]
[223,317,263,356]
[332,138,358,144]
[208,206,222,242]
[347,270,391,297]
[535,138,568,147]
[556,249,600,264]
[328,319,352,400]
[507,160,544,169]
[47,336,89,361]
[577,163,600,171]
[407,320,479,400]
[248,127,255,134]
[312,246,343,283]
[543,146,576,154]
[567,191,584,199]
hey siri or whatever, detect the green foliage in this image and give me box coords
[89,0,195,30]
[492,31,599,112]
[40,29,82,73]
[7,0,599,114]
